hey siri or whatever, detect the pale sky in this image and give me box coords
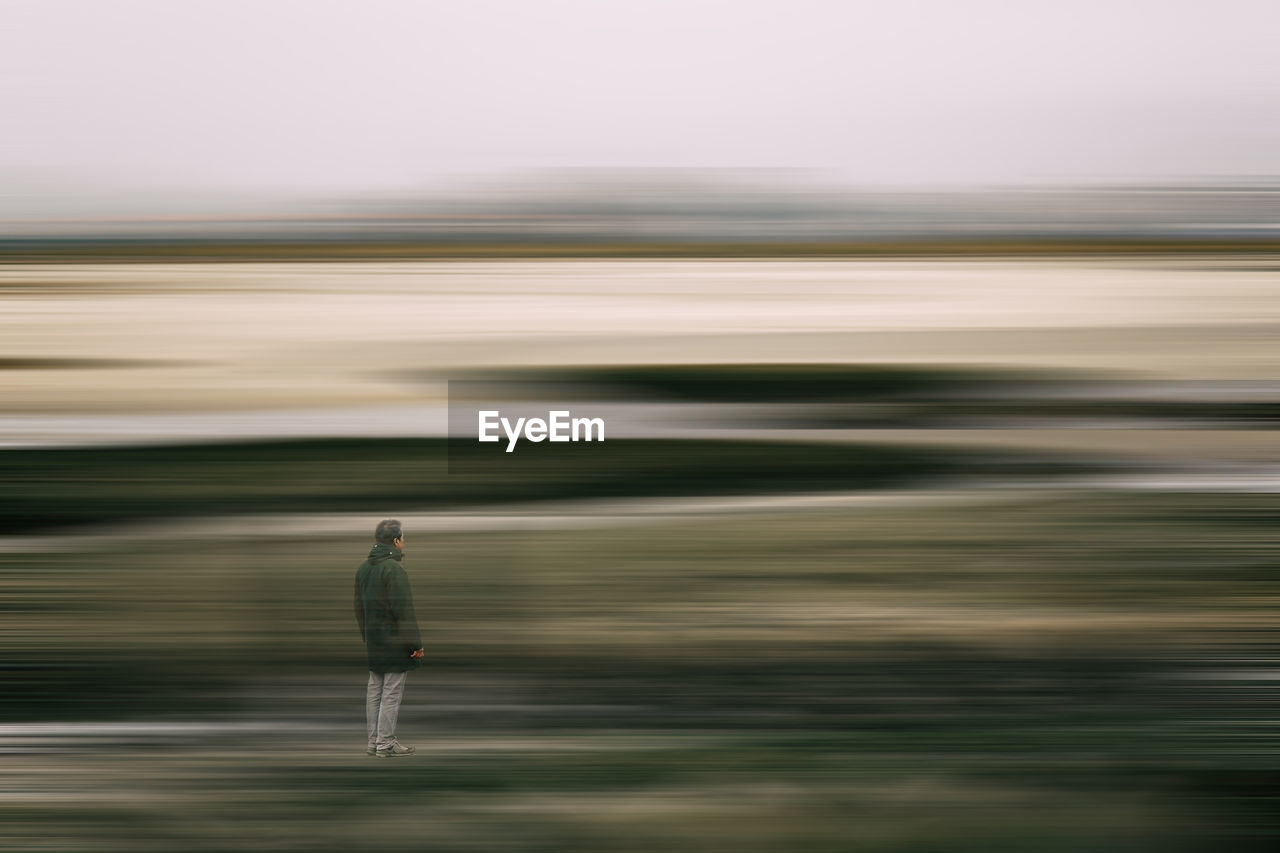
[3,0,1279,200]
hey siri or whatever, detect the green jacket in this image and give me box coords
[354,543,422,674]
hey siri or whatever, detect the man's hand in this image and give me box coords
[410,648,424,659]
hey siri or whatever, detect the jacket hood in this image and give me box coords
[367,543,404,564]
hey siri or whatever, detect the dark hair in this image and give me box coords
[375,519,403,544]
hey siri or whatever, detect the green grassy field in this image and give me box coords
[2,490,1277,850]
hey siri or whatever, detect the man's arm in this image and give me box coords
[353,575,366,639]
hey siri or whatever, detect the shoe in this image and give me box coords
[375,743,415,758]
[366,747,377,756]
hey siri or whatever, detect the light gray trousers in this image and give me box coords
[366,670,408,751]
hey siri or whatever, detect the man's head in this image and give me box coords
[375,518,404,550]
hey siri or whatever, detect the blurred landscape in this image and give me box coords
[2,175,1279,851]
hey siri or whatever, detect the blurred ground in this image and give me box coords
[2,489,1279,850]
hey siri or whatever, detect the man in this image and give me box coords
[354,519,424,758]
